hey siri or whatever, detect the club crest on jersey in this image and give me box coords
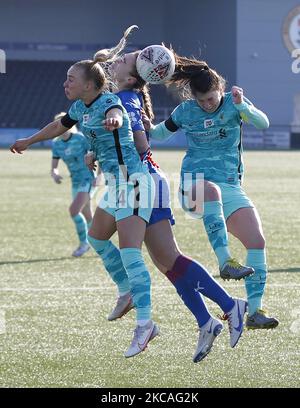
[82,114,90,125]
[204,119,214,128]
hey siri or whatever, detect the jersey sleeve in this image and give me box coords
[102,94,124,116]
[169,103,184,129]
[234,96,269,129]
[61,102,79,128]
[118,93,144,132]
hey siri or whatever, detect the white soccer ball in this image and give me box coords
[136,45,176,84]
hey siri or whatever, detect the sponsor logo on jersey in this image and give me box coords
[83,114,90,124]
[128,111,137,124]
[219,128,227,138]
[204,119,214,128]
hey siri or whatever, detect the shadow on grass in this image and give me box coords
[0,255,98,266]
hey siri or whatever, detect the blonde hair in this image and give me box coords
[93,25,139,64]
[93,26,154,121]
[72,60,108,91]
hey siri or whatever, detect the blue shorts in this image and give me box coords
[72,179,96,199]
[99,171,155,223]
[146,160,175,226]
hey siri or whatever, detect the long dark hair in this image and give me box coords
[166,50,226,100]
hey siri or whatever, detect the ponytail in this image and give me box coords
[93,25,139,63]
[166,50,226,99]
[139,86,154,121]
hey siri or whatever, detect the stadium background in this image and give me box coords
[0,0,300,149]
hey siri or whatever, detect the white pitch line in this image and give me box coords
[0,287,105,292]
[0,310,6,334]
[0,283,300,292]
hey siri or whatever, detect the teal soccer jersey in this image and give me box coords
[64,93,146,183]
[169,92,248,185]
[52,133,94,184]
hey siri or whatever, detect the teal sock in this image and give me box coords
[87,220,92,229]
[120,248,151,321]
[203,201,231,267]
[245,249,267,316]
[87,235,130,294]
[72,214,88,244]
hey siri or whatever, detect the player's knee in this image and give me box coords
[69,205,79,217]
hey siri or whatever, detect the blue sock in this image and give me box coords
[88,235,130,294]
[203,201,231,268]
[245,249,267,316]
[120,248,151,321]
[166,255,234,328]
[72,214,88,244]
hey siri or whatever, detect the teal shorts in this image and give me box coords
[98,172,155,223]
[72,179,96,199]
[217,182,254,220]
[179,178,254,220]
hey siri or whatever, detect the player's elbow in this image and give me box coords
[254,115,270,130]
[258,117,270,130]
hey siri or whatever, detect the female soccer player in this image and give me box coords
[51,112,96,257]
[85,27,249,363]
[148,52,279,330]
[10,57,158,358]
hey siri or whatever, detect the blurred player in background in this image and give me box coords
[148,52,279,330]
[51,112,97,257]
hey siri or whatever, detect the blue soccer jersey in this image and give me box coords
[64,92,146,184]
[116,90,144,133]
[117,89,175,225]
[52,132,94,184]
[159,92,269,185]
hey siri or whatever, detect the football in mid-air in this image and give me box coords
[136,44,176,84]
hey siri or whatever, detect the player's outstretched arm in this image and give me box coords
[10,120,69,154]
[149,121,175,141]
[231,86,269,130]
